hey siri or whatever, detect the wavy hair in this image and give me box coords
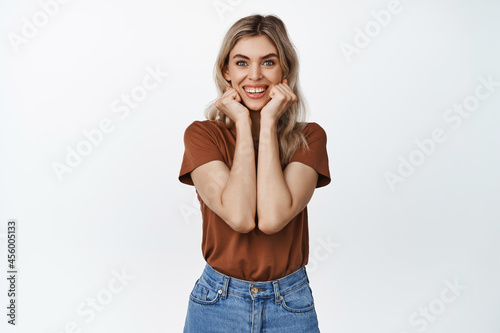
[205,14,310,168]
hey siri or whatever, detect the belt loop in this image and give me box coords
[272,281,281,305]
[221,276,230,299]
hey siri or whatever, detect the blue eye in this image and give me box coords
[236,61,247,66]
[264,60,275,66]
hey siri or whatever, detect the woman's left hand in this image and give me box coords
[261,79,297,123]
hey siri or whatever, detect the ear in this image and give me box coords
[222,65,231,81]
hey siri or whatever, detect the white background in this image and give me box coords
[1,0,499,332]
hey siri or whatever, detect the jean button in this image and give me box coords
[251,286,258,294]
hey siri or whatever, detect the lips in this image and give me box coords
[242,84,268,99]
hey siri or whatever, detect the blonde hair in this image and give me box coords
[205,14,310,168]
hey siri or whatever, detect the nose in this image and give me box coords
[248,64,262,80]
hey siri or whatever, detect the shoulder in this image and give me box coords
[301,122,327,142]
[184,119,228,137]
[303,121,326,132]
[185,119,217,131]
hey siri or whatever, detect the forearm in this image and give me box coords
[257,117,293,234]
[220,116,256,232]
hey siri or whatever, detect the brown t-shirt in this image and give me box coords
[178,119,331,281]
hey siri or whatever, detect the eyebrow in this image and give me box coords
[232,53,279,60]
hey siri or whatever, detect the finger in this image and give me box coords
[278,82,295,98]
[233,90,241,102]
[266,84,275,98]
[277,84,297,103]
[224,87,234,96]
[278,81,292,92]
[275,84,290,100]
[273,84,289,99]
[225,87,241,102]
[224,87,237,98]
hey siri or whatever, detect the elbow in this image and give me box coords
[257,207,293,235]
[257,218,285,235]
[227,215,255,234]
[233,220,255,234]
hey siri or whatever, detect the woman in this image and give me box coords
[179,14,331,333]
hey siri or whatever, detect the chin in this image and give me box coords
[247,105,263,112]
[242,99,270,112]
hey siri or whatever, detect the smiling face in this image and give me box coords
[223,35,283,111]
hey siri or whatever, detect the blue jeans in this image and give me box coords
[183,263,320,332]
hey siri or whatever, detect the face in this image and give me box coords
[223,35,283,111]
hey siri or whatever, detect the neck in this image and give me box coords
[249,110,261,142]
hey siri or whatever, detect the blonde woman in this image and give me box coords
[179,14,331,332]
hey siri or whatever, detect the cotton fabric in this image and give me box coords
[178,120,331,281]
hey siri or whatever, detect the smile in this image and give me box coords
[243,85,268,99]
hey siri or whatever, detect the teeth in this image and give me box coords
[244,87,266,93]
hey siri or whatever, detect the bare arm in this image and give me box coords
[256,79,319,234]
[190,89,256,233]
[256,116,318,234]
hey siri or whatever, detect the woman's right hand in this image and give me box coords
[215,86,250,124]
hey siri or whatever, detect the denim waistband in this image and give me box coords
[200,263,310,303]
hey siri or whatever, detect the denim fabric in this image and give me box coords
[183,263,320,333]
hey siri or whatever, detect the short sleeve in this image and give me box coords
[178,121,226,186]
[288,122,331,188]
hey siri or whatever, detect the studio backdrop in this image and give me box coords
[1,0,499,332]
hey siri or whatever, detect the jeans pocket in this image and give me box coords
[189,277,222,305]
[281,282,316,313]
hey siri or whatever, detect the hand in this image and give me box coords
[215,86,250,124]
[261,79,297,123]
